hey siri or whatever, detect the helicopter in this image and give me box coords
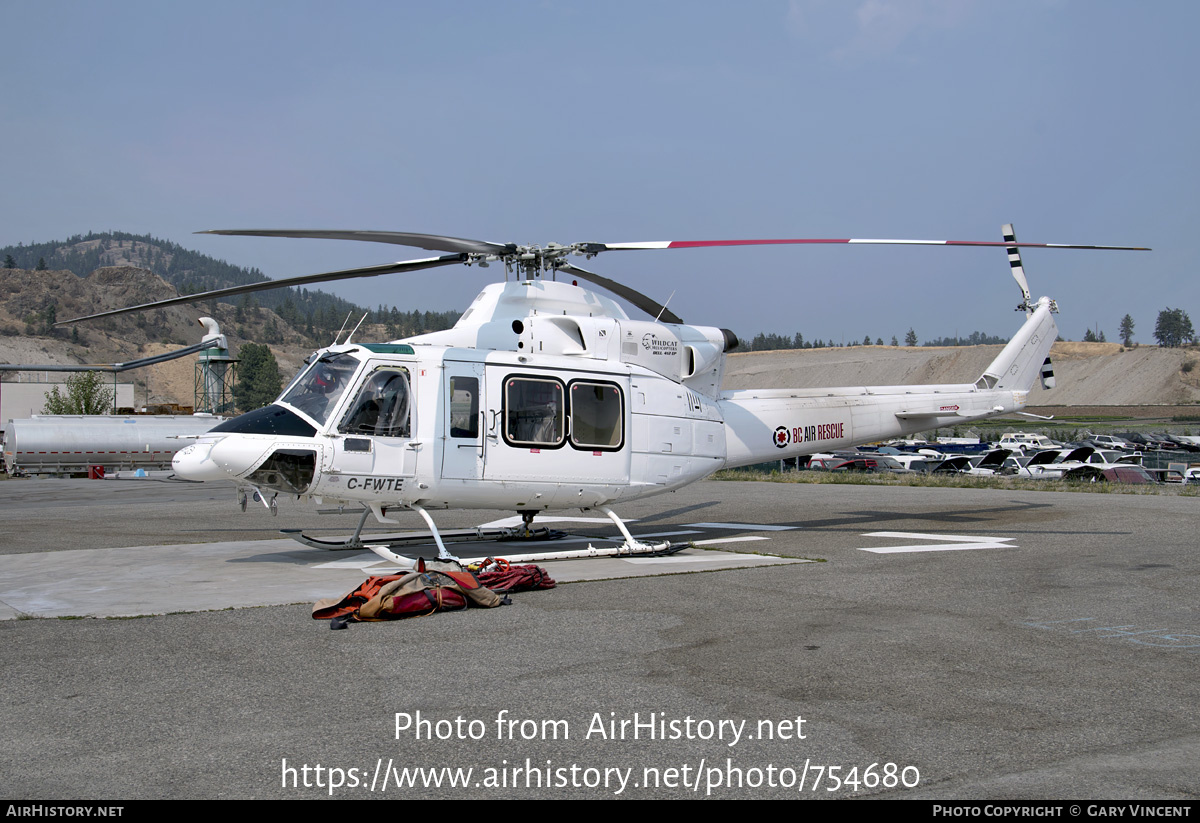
[60,225,1148,566]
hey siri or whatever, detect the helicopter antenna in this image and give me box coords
[344,312,369,344]
[331,311,354,345]
[654,290,677,323]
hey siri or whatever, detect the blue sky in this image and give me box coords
[2,1,1194,345]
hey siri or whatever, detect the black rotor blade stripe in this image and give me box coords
[199,229,513,256]
[556,263,683,325]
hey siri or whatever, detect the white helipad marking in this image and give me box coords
[691,535,772,546]
[313,554,385,569]
[686,522,798,531]
[314,552,392,570]
[859,531,1017,553]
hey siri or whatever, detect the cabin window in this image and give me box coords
[339,367,412,438]
[280,353,360,426]
[569,380,624,450]
[504,377,564,447]
[449,376,479,439]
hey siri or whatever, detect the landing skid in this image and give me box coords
[363,538,691,570]
[281,525,567,551]
[284,504,686,568]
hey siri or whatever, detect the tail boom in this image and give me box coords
[716,298,1057,469]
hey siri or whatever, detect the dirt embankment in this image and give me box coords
[0,268,315,407]
[723,342,1200,407]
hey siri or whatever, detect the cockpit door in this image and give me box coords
[327,361,418,480]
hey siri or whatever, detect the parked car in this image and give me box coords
[997,433,1058,454]
[1086,434,1136,451]
[831,457,880,472]
[1063,465,1158,484]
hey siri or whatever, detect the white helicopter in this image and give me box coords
[61,225,1147,565]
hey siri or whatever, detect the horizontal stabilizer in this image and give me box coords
[895,408,999,419]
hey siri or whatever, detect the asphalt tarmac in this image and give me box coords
[2,477,1198,800]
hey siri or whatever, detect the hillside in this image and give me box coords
[0,232,460,344]
[0,265,318,407]
[0,232,461,410]
[0,265,447,409]
[0,231,363,327]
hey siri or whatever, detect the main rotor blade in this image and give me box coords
[199,229,514,257]
[588,238,1151,252]
[555,263,684,325]
[57,254,467,326]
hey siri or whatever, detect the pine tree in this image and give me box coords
[1119,314,1135,346]
[235,343,283,411]
[1154,308,1196,347]
[905,328,918,347]
[40,303,57,335]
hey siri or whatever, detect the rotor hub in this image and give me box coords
[469,243,590,280]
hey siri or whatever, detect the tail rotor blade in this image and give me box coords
[1003,223,1034,311]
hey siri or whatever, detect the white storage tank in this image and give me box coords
[3,414,223,475]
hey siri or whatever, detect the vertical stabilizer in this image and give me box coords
[977,296,1058,392]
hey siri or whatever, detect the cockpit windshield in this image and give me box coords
[279,352,360,426]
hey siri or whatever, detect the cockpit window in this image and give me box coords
[280,353,359,426]
[339,367,412,438]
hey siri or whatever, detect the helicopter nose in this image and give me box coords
[206,436,275,479]
[171,441,230,481]
[172,436,274,481]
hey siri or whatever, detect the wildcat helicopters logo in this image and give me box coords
[641,333,678,356]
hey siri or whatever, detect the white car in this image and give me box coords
[1087,434,1135,451]
[997,433,1058,453]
